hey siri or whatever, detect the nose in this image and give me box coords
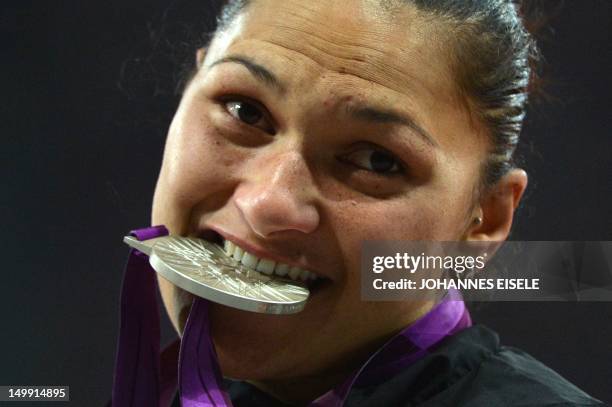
[234,150,320,238]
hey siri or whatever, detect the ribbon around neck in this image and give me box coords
[111,226,471,407]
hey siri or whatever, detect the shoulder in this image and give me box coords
[348,325,607,407]
[442,325,606,407]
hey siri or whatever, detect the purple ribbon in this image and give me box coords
[310,289,470,406]
[111,226,168,407]
[179,298,231,406]
[111,226,471,407]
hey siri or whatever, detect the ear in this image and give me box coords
[195,47,208,69]
[466,168,528,242]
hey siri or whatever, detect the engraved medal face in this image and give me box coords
[148,236,309,314]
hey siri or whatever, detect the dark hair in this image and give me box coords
[213,0,541,188]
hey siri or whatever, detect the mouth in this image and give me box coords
[198,229,330,291]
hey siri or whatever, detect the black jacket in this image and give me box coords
[176,325,606,407]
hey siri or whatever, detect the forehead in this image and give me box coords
[207,0,456,102]
[201,0,487,156]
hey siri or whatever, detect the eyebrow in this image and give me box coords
[208,54,437,147]
[346,105,438,147]
[208,55,287,94]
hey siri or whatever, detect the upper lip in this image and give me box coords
[199,225,332,281]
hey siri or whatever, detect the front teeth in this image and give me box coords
[288,266,302,280]
[275,263,289,276]
[224,239,235,256]
[256,258,276,275]
[232,246,244,262]
[241,252,259,269]
[223,240,317,281]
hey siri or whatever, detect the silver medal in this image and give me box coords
[124,235,309,314]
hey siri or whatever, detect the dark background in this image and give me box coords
[2,1,611,405]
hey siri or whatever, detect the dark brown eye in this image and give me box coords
[343,148,402,175]
[369,150,397,173]
[226,100,262,125]
[223,99,275,134]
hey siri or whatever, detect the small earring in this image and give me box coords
[473,216,483,226]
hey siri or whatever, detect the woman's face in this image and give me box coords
[152,0,489,384]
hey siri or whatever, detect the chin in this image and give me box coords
[159,280,333,379]
[206,295,339,381]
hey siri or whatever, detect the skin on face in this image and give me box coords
[151,0,527,403]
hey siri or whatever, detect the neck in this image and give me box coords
[249,300,436,405]
[248,369,349,406]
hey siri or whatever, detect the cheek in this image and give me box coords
[152,112,244,232]
[152,109,246,333]
[330,192,469,283]
[338,198,454,244]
